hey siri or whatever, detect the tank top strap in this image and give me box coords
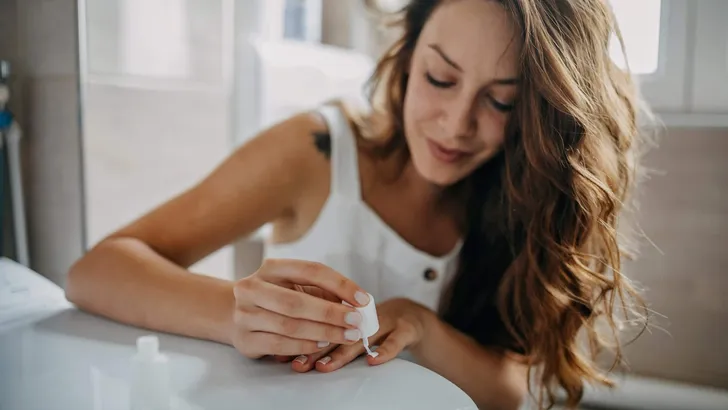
[316,104,362,200]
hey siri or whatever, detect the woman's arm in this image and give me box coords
[65,112,332,344]
[413,309,529,410]
[67,237,237,343]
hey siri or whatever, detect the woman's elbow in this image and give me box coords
[64,238,120,307]
[64,249,95,307]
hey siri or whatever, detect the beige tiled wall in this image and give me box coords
[620,127,728,389]
[22,77,84,286]
[0,0,85,286]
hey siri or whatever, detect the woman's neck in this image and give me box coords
[379,150,450,212]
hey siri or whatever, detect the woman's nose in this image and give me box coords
[441,97,476,139]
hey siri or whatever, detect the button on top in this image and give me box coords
[423,268,438,281]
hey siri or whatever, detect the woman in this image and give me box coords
[65,0,653,408]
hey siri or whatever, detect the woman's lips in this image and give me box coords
[426,139,472,164]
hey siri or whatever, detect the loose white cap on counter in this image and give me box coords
[136,335,160,359]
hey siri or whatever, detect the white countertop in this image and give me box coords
[0,258,477,410]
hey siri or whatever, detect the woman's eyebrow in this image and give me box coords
[492,78,518,85]
[428,43,519,85]
[428,43,462,71]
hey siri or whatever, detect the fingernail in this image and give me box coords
[355,291,370,306]
[317,341,330,348]
[345,311,362,326]
[294,355,308,364]
[345,329,361,341]
[317,356,331,365]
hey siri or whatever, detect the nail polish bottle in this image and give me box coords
[130,335,171,410]
[345,293,380,357]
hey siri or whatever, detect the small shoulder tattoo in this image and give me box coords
[312,130,331,159]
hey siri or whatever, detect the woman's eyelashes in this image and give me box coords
[487,96,514,112]
[425,72,454,88]
[425,72,515,112]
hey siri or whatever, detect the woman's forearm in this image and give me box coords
[411,310,528,410]
[65,237,235,345]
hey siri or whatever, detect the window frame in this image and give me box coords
[632,0,689,113]
[630,0,728,127]
[77,0,235,93]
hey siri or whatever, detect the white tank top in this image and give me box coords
[263,105,462,311]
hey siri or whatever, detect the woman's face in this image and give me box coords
[403,0,521,186]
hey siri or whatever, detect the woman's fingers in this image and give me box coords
[314,340,367,372]
[291,344,338,373]
[231,258,374,359]
[244,333,327,357]
[246,280,363,329]
[246,307,362,345]
[273,355,294,363]
[295,284,341,303]
[260,259,371,307]
[367,322,417,365]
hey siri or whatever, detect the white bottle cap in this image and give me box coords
[357,293,379,338]
[136,335,160,359]
[344,293,380,357]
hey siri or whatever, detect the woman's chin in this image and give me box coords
[417,165,462,187]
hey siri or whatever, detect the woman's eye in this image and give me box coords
[425,72,454,88]
[488,96,514,113]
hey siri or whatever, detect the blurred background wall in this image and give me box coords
[0,0,85,285]
[0,0,726,393]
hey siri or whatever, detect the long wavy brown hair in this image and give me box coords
[360,0,656,408]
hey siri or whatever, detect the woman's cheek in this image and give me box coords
[410,84,443,121]
[478,112,508,147]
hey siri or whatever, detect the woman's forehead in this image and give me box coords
[418,0,522,79]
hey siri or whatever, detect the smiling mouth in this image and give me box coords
[426,139,473,164]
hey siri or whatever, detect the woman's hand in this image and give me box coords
[230,258,370,358]
[289,298,433,372]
